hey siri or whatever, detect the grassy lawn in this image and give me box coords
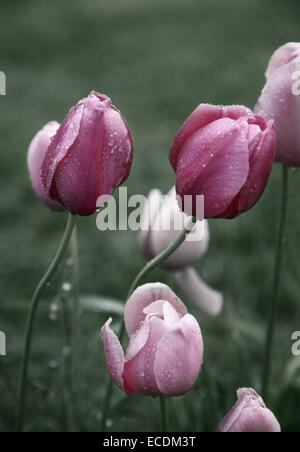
[0,0,300,432]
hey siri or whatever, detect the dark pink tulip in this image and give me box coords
[41,91,133,216]
[216,388,281,433]
[101,283,203,397]
[27,121,65,211]
[255,42,300,167]
[169,104,276,219]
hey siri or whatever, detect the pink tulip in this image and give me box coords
[139,187,223,315]
[255,42,300,167]
[101,283,203,397]
[27,121,65,211]
[216,388,281,433]
[41,91,133,216]
[139,187,209,270]
[169,104,276,219]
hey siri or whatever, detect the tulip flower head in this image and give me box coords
[139,187,223,316]
[216,388,281,433]
[169,104,276,219]
[139,187,209,271]
[41,91,133,216]
[27,121,65,211]
[255,42,300,167]
[101,283,203,397]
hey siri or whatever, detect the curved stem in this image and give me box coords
[126,217,195,303]
[17,213,77,432]
[101,217,195,431]
[159,396,168,432]
[262,165,289,401]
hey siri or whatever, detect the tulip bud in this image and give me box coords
[101,283,203,397]
[41,91,133,216]
[138,187,223,316]
[169,104,276,219]
[27,121,65,211]
[216,388,281,433]
[139,187,209,271]
[255,42,300,167]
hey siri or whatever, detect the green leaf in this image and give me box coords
[80,295,124,315]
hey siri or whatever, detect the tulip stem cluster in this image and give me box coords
[262,165,290,402]
[17,213,77,432]
[101,216,195,432]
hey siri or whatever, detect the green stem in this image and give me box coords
[70,224,82,429]
[262,165,289,402]
[101,217,195,431]
[61,291,75,431]
[126,217,195,303]
[159,396,168,432]
[17,213,77,432]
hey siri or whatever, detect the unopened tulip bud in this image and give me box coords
[216,388,281,433]
[169,104,275,219]
[41,91,133,216]
[139,187,209,271]
[138,188,223,316]
[101,283,203,397]
[27,121,65,211]
[255,42,300,167]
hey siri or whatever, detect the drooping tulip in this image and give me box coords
[41,91,133,216]
[101,283,203,397]
[27,121,65,211]
[255,42,300,167]
[216,388,281,433]
[169,104,276,219]
[139,187,223,315]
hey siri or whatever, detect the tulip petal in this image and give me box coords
[265,42,300,79]
[41,100,85,199]
[216,388,281,433]
[149,187,210,270]
[27,121,64,211]
[123,316,167,395]
[101,318,125,390]
[170,104,223,170]
[143,300,165,318]
[125,315,151,361]
[222,119,275,218]
[175,117,250,218]
[154,314,203,396]
[138,189,162,261]
[162,301,181,328]
[255,58,300,167]
[125,283,187,337]
[169,104,252,171]
[173,267,223,316]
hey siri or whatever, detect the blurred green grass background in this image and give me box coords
[1,0,300,432]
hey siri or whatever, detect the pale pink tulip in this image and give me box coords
[101,283,203,397]
[27,121,65,211]
[139,187,209,270]
[255,42,300,167]
[169,104,276,219]
[41,91,133,216]
[216,388,281,433]
[139,187,223,316]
